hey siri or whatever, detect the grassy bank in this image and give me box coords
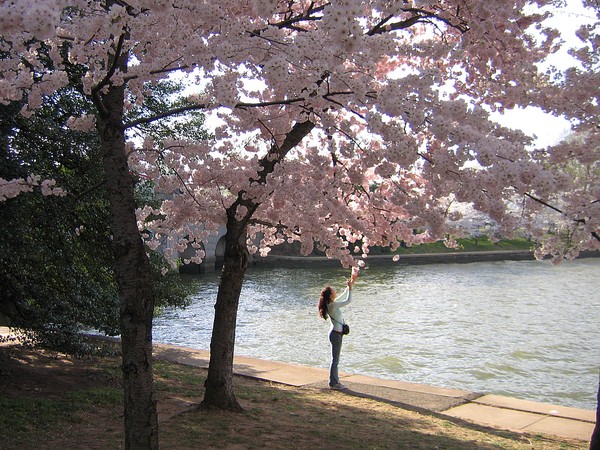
[0,344,587,449]
[268,237,534,258]
[382,237,534,255]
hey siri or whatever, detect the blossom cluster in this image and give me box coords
[0,175,66,202]
[0,0,598,264]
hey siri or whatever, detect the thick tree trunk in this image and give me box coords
[96,82,159,448]
[201,217,248,411]
[590,370,600,450]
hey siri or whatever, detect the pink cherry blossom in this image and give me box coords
[0,1,597,329]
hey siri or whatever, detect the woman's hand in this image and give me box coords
[348,267,358,290]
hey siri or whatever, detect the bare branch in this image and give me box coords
[77,178,107,199]
[524,192,600,243]
[524,192,563,214]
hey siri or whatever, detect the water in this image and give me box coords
[153,258,600,410]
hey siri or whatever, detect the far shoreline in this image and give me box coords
[252,249,600,268]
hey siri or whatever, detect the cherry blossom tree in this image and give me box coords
[1,0,598,448]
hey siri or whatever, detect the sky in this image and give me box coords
[491,0,597,148]
[492,107,571,148]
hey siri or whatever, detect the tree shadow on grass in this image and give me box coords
[161,374,583,450]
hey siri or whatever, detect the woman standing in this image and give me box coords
[318,277,354,390]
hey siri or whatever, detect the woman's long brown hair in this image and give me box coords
[318,286,333,320]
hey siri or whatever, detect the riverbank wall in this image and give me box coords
[253,250,600,268]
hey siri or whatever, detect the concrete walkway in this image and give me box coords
[153,342,596,443]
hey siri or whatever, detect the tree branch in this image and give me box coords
[524,192,600,243]
[253,120,316,185]
[124,103,209,129]
[72,179,108,207]
[124,96,310,129]
[524,192,563,214]
[367,9,469,36]
[91,32,127,118]
[228,120,316,227]
[268,2,327,32]
[368,13,421,35]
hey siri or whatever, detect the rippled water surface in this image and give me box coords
[154,258,600,410]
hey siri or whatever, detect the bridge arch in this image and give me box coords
[214,235,226,271]
[175,225,227,274]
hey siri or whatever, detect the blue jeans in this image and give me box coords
[329,330,343,386]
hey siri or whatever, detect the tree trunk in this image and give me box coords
[590,370,600,450]
[201,216,248,411]
[96,82,159,448]
[201,120,314,410]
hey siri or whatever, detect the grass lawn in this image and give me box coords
[388,237,534,255]
[0,343,587,449]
